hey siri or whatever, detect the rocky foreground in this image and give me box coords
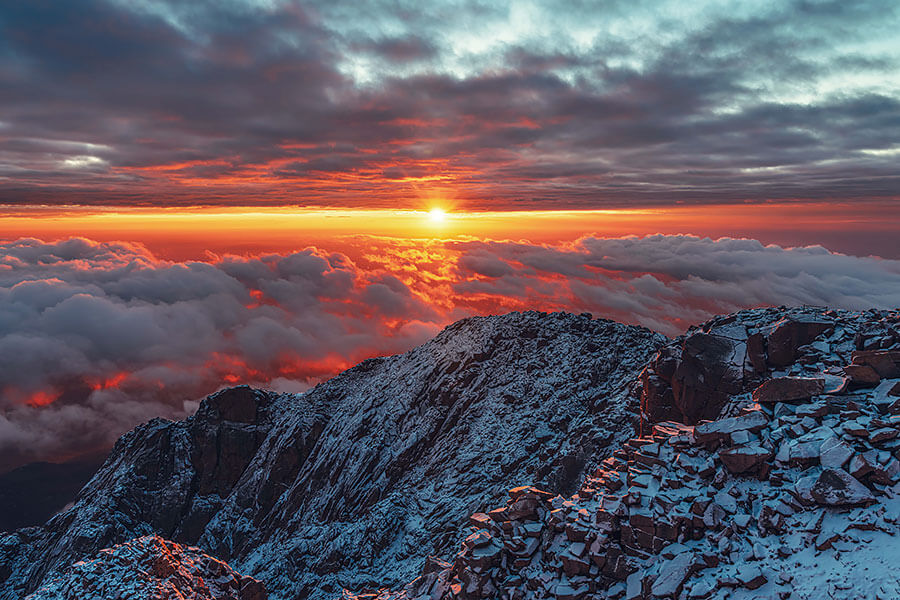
[0,311,665,600]
[26,536,265,600]
[353,306,900,600]
[4,307,899,599]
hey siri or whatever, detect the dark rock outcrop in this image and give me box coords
[810,469,875,506]
[640,307,897,427]
[751,376,825,403]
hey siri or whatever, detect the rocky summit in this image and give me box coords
[351,306,900,600]
[0,311,665,600]
[5,307,900,600]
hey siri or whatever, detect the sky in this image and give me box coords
[0,0,899,471]
[1,0,899,207]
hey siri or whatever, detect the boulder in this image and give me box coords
[851,350,900,379]
[463,530,493,549]
[719,445,772,474]
[555,583,589,600]
[508,486,554,501]
[702,502,726,528]
[819,438,854,469]
[506,497,539,520]
[766,317,831,367]
[844,364,881,386]
[810,469,875,506]
[650,552,695,598]
[694,410,768,445]
[849,453,875,479]
[641,371,679,423]
[869,428,898,444]
[746,331,767,373]
[736,565,767,590]
[469,513,492,529]
[561,545,591,577]
[465,541,502,570]
[872,379,900,412]
[671,333,746,423]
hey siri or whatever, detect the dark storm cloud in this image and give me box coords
[0,0,897,206]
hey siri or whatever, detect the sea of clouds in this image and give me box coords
[1,235,898,470]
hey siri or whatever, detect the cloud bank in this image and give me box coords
[1,235,899,470]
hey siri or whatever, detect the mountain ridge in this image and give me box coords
[0,310,667,599]
[7,306,900,600]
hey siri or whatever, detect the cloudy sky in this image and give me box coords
[1,0,898,207]
[1,0,899,470]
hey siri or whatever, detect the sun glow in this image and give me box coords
[0,202,896,261]
[428,207,447,223]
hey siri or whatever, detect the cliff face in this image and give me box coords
[0,311,666,600]
[353,307,900,600]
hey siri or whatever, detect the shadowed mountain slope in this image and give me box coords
[0,311,666,600]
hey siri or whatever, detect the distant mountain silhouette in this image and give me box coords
[0,454,105,533]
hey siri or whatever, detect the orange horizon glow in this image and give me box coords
[2,201,897,260]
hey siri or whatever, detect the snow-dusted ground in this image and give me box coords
[348,307,900,600]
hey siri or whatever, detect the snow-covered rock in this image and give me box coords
[0,311,665,600]
[345,307,900,600]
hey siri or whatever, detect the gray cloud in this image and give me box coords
[0,237,443,470]
[0,0,897,206]
[452,235,900,334]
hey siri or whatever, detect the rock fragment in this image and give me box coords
[752,377,825,403]
[810,469,875,506]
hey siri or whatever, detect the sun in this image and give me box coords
[428,207,447,223]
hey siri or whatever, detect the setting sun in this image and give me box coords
[428,207,447,223]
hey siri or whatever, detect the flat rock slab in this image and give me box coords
[719,445,773,474]
[651,552,695,597]
[752,377,825,403]
[694,410,768,445]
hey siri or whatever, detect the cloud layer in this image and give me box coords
[2,234,899,470]
[0,0,898,207]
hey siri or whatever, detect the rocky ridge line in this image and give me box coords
[351,306,900,600]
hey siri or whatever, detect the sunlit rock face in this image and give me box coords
[355,307,900,600]
[26,535,266,600]
[0,311,665,600]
